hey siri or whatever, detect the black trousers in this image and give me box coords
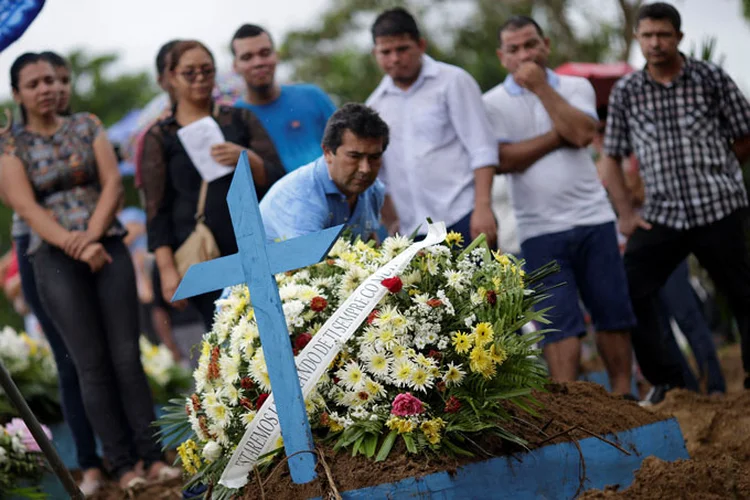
[624,208,750,387]
[33,238,162,478]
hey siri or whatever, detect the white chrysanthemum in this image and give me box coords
[364,378,385,399]
[381,235,411,260]
[337,362,364,390]
[401,269,422,288]
[219,352,241,384]
[194,362,209,393]
[444,269,467,292]
[208,421,230,446]
[297,285,323,302]
[425,255,439,276]
[283,300,306,329]
[391,360,414,388]
[408,365,434,392]
[328,238,351,258]
[464,313,477,328]
[202,387,220,409]
[202,440,222,463]
[205,400,232,429]
[366,352,391,378]
[249,349,272,391]
[470,292,483,306]
[443,362,466,386]
[338,266,370,299]
[437,338,449,350]
[241,410,257,428]
[425,331,439,345]
[278,283,301,301]
[222,384,241,406]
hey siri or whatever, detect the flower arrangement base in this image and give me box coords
[311,418,687,499]
[240,382,689,500]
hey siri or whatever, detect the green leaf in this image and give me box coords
[402,433,418,454]
[363,433,378,458]
[375,430,398,462]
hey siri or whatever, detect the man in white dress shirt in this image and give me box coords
[366,7,498,247]
[482,16,636,395]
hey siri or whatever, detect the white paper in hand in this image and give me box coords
[177,116,235,182]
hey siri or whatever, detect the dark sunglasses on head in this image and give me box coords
[178,67,216,83]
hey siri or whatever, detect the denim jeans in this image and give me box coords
[32,238,162,478]
[659,259,726,393]
[15,234,102,470]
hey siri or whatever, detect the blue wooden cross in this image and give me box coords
[173,152,344,484]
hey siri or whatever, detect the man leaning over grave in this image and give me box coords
[258,103,388,243]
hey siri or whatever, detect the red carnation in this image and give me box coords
[255,393,270,410]
[240,397,254,410]
[444,396,461,414]
[367,310,380,324]
[381,276,403,293]
[436,381,447,393]
[295,332,313,351]
[240,377,255,390]
[428,350,442,361]
[426,298,443,308]
[486,290,497,306]
[310,296,328,312]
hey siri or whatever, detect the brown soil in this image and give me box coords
[582,344,750,499]
[240,382,663,500]
[88,477,183,500]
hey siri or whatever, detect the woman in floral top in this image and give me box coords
[140,40,284,329]
[1,53,178,490]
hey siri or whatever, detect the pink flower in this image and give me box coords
[390,393,425,417]
[5,418,52,453]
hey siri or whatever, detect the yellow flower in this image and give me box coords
[473,322,494,346]
[177,439,201,475]
[20,333,38,356]
[469,346,495,378]
[445,231,464,248]
[420,418,446,445]
[493,251,511,267]
[386,416,416,434]
[410,366,431,391]
[452,331,473,354]
[490,343,508,366]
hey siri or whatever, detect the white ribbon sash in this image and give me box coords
[219,223,447,488]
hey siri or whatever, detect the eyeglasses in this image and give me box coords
[178,67,216,83]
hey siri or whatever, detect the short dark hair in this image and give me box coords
[371,7,420,43]
[231,24,273,55]
[498,15,545,44]
[156,40,180,77]
[322,103,390,154]
[168,40,215,71]
[39,51,69,70]
[636,2,681,32]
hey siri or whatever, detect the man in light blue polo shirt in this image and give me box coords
[259,103,388,243]
[231,24,337,173]
[483,16,636,396]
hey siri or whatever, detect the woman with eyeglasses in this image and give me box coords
[0,52,179,492]
[141,40,283,329]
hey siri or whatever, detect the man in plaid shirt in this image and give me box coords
[601,2,750,404]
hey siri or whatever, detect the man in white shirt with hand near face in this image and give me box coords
[482,16,636,396]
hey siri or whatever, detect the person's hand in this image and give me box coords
[470,205,498,248]
[160,267,188,310]
[618,210,652,238]
[210,142,246,167]
[63,231,96,260]
[513,62,548,93]
[79,243,112,272]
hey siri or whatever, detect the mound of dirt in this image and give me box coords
[580,455,750,500]
[583,345,750,499]
[240,382,663,500]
